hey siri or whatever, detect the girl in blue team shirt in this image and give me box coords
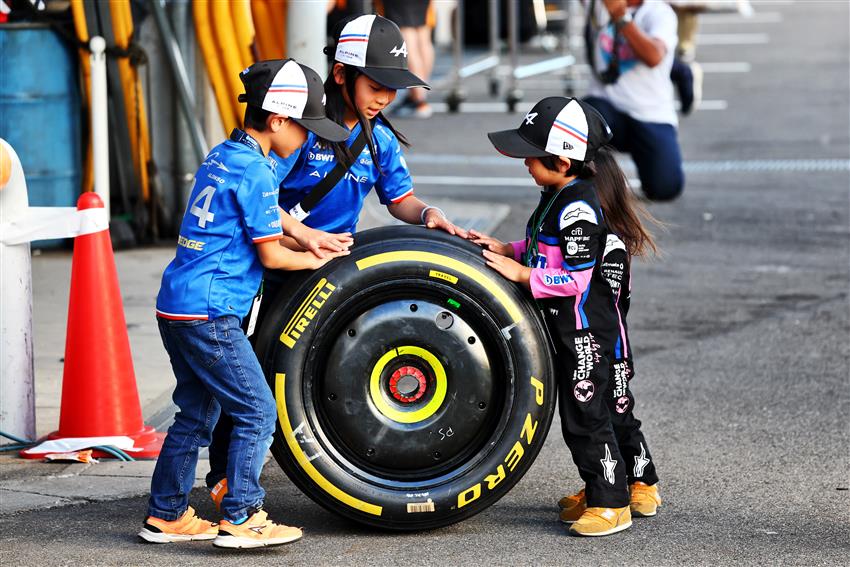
[206,13,468,508]
[274,13,467,236]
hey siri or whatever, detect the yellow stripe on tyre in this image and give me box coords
[356,251,523,324]
[275,373,383,516]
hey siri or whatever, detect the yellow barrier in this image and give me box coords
[194,0,240,133]
[110,0,150,201]
[69,0,93,195]
[231,0,256,69]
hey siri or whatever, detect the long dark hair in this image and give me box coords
[322,64,410,171]
[593,147,660,257]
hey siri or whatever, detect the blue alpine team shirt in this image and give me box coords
[156,138,283,322]
[273,118,414,233]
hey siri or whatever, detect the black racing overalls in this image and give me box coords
[600,234,659,486]
[515,179,629,508]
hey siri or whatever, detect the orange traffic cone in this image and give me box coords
[21,193,164,459]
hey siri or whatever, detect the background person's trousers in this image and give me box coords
[584,96,685,201]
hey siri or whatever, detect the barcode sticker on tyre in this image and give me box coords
[406,499,435,513]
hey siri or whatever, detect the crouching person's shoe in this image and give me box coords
[138,506,218,543]
[630,481,662,517]
[557,488,586,524]
[569,506,632,537]
[210,478,228,512]
[213,509,303,549]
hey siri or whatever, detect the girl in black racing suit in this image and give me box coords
[558,147,663,524]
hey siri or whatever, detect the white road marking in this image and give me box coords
[415,176,530,187]
[696,33,770,45]
[698,62,752,73]
[407,155,850,174]
[428,100,728,113]
[414,176,642,188]
[677,100,728,111]
[700,11,783,25]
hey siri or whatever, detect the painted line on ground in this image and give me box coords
[407,155,850,174]
[509,61,749,80]
[415,176,531,187]
[700,11,783,24]
[698,61,752,73]
[696,33,770,45]
[428,100,727,113]
[415,175,640,188]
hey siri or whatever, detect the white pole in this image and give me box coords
[286,0,327,78]
[90,36,110,217]
[0,139,36,442]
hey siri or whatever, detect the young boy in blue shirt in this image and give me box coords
[139,59,350,549]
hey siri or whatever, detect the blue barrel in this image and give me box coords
[0,23,81,215]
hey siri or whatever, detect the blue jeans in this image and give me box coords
[148,316,276,523]
[584,96,685,201]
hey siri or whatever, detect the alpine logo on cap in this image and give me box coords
[524,111,537,125]
[390,42,408,57]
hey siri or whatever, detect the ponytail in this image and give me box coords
[593,147,661,257]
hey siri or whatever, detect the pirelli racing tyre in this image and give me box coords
[254,226,556,530]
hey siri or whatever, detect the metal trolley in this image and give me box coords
[445,0,584,112]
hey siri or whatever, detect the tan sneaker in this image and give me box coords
[630,481,662,517]
[138,506,218,543]
[557,488,586,524]
[210,478,228,512]
[569,506,632,537]
[213,509,302,549]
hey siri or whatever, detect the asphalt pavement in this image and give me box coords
[1,1,848,565]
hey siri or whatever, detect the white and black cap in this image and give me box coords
[331,14,430,90]
[239,59,350,142]
[488,97,613,163]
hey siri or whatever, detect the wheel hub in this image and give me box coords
[314,296,503,478]
[389,366,427,402]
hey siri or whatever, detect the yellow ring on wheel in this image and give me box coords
[369,346,447,424]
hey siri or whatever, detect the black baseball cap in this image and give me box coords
[488,97,613,162]
[330,14,430,90]
[238,59,350,142]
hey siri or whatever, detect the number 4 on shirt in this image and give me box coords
[190,185,216,228]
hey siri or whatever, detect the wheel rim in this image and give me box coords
[303,281,515,485]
